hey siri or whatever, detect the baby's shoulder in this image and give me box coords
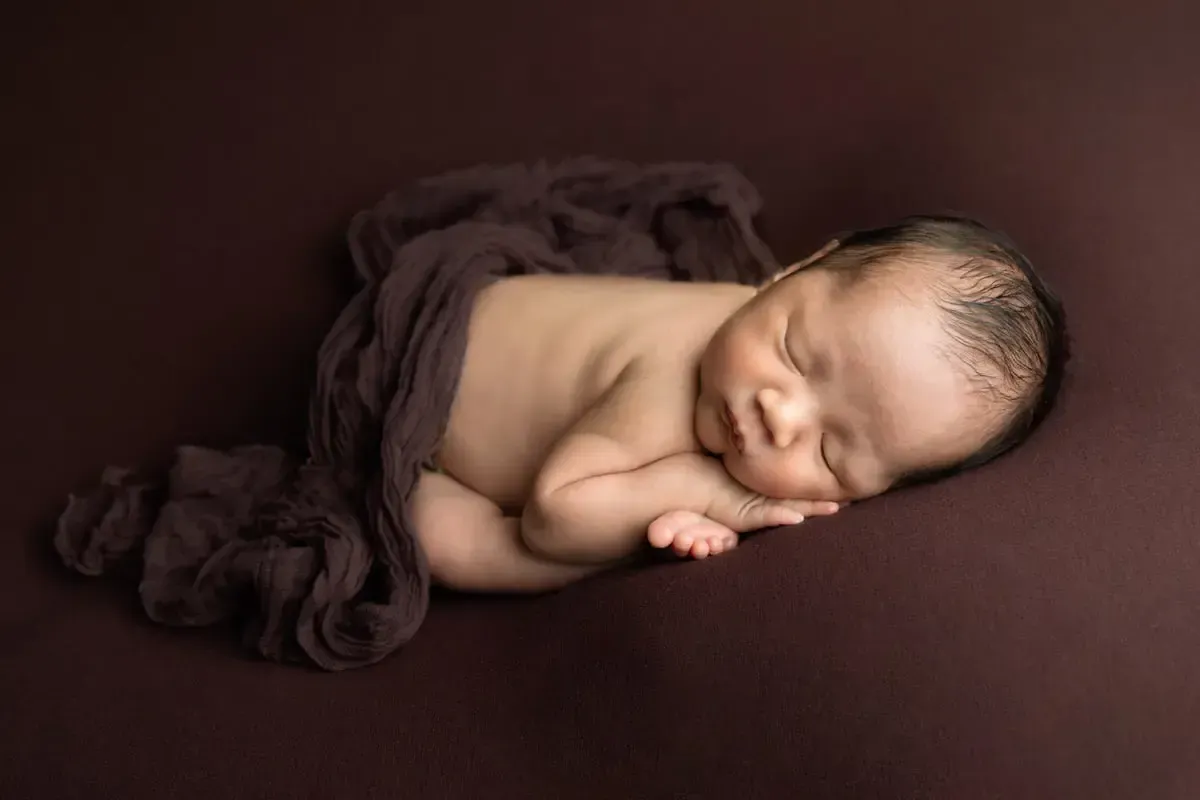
[475,272,737,373]
[482,272,676,303]
[476,274,700,346]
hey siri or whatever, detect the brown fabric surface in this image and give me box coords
[52,159,777,670]
[5,1,1200,798]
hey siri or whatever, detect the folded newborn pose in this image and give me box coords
[414,215,1068,592]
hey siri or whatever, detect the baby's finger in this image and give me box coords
[756,504,806,527]
[783,499,842,518]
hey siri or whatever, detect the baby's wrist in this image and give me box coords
[655,451,727,515]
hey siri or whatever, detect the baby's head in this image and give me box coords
[696,214,1068,502]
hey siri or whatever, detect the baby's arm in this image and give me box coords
[521,366,836,565]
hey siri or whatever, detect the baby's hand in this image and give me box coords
[702,472,841,534]
[644,453,843,559]
[647,510,740,559]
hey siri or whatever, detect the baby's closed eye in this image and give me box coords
[779,325,800,373]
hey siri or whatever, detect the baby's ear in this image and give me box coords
[759,238,841,290]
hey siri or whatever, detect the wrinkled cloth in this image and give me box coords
[54,157,780,670]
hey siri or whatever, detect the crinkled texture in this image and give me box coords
[53,157,779,670]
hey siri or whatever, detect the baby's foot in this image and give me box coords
[647,510,739,560]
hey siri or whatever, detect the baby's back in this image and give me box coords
[437,274,746,511]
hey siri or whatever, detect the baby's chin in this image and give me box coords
[722,453,763,491]
[694,400,727,456]
[724,454,804,499]
[697,429,725,457]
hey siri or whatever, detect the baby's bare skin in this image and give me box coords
[415,243,1004,594]
[414,274,835,593]
[438,274,744,510]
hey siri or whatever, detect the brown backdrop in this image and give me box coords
[3,1,1199,798]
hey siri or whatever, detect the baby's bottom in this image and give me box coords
[412,470,614,593]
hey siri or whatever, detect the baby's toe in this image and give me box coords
[649,510,708,549]
[690,538,711,559]
[672,531,696,557]
[647,524,674,549]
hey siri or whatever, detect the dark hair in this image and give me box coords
[808,214,1070,489]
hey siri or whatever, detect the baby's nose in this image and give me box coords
[757,387,815,449]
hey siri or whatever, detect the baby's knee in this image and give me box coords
[517,503,572,561]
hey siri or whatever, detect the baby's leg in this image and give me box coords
[412,471,613,593]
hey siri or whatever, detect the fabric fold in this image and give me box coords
[54,157,779,670]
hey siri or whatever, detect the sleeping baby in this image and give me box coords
[413,214,1068,593]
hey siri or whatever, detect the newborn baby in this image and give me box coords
[413,215,1068,592]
